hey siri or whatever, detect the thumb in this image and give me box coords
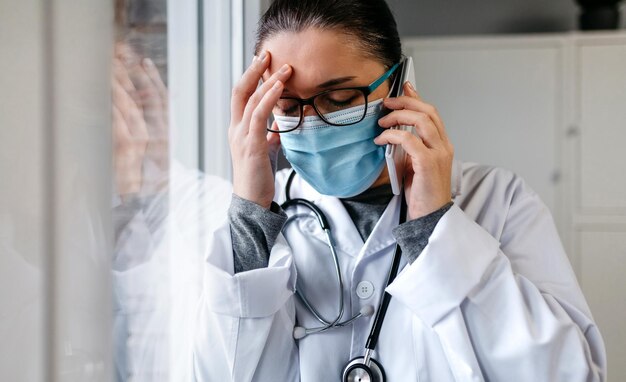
[267,123,282,176]
[267,121,282,154]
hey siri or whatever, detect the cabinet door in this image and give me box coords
[576,37,626,381]
[405,38,563,215]
[578,41,626,213]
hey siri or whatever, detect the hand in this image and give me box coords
[123,54,169,174]
[229,51,293,209]
[112,58,149,197]
[374,82,454,220]
[112,43,169,198]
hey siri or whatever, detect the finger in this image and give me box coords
[142,58,168,106]
[112,76,133,125]
[242,64,292,126]
[113,59,137,93]
[384,94,444,132]
[112,104,131,142]
[127,62,166,139]
[134,87,164,118]
[115,42,141,68]
[113,60,142,110]
[374,128,428,160]
[404,82,450,142]
[404,81,422,100]
[249,80,284,139]
[378,110,442,148]
[113,76,147,139]
[231,51,271,123]
[126,100,148,140]
[267,123,282,154]
[384,91,449,142]
[128,63,163,111]
[114,41,126,58]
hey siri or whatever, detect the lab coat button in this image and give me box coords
[356,281,374,299]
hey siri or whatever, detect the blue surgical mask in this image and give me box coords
[275,99,386,198]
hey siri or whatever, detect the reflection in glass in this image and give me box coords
[112,1,231,380]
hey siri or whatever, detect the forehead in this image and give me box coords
[260,28,385,93]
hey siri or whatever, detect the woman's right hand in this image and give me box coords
[229,51,292,209]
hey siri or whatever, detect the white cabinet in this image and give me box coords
[574,35,626,382]
[404,32,626,381]
[405,37,563,215]
[577,40,626,212]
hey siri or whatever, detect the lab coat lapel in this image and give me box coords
[285,174,363,257]
[314,195,364,257]
[356,194,401,262]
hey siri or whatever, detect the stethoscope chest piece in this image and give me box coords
[342,356,386,382]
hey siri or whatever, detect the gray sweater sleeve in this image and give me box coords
[392,202,454,264]
[228,194,288,274]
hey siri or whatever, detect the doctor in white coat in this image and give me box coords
[193,0,607,380]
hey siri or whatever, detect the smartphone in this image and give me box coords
[385,57,416,195]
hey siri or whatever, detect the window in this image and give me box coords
[111,0,257,380]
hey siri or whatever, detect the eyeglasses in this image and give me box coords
[268,62,400,133]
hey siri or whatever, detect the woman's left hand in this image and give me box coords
[374,82,454,220]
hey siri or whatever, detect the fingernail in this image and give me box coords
[280,64,290,73]
[143,58,154,68]
[259,50,267,61]
[406,81,416,92]
[273,80,283,90]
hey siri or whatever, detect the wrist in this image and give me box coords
[408,199,452,220]
[232,188,273,210]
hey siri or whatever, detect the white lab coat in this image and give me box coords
[193,161,606,381]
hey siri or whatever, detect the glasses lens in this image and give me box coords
[314,89,367,125]
[269,98,301,132]
[273,98,300,117]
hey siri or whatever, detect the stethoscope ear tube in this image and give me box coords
[281,198,331,230]
[282,169,331,230]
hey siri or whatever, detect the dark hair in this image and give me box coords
[255,0,402,70]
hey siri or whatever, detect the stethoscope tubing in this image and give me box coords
[281,169,407,381]
[366,192,406,351]
[282,205,346,331]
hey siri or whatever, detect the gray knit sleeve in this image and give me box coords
[228,194,288,274]
[392,202,454,264]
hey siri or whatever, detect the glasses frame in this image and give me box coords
[268,62,400,133]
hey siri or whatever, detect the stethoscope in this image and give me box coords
[280,170,407,382]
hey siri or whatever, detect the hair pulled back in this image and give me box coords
[255,0,402,70]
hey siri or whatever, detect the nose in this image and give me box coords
[302,104,318,117]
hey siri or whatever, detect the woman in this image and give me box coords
[193,0,606,381]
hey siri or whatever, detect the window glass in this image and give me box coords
[112,1,231,380]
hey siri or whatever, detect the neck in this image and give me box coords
[369,166,391,189]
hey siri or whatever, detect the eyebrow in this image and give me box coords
[316,76,357,89]
[281,76,359,96]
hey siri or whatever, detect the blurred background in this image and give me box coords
[1,0,625,380]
